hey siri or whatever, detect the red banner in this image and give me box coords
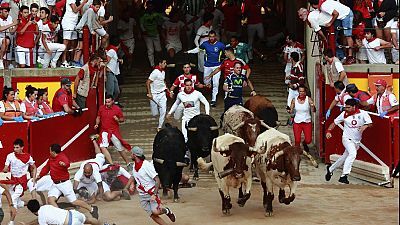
[0,122,29,171]
[393,118,399,168]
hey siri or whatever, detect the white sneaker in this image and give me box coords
[8,64,14,69]
[60,61,70,68]
[0,60,4,69]
[50,61,57,68]
[37,57,43,64]
[8,221,15,225]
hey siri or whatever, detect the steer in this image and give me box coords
[152,124,188,202]
[254,128,303,216]
[222,105,268,147]
[244,95,279,129]
[186,114,219,179]
[197,134,262,215]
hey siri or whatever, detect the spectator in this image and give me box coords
[323,49,349,86]
[309,0,355,64]
[0,3,18,69]
[353,0,373,28]
[117,9,137,69]
[243,0,266,62]
[0,184,17,224]
[373,0,398,42]
[285,52,305,109]
[298,7,331,44]
[283,34,305,78]
[0,87,23,122]
[198,0,224,38]
[162,9,185,60]
[21,85,40,120]
[29,3,40,22]
[226,36,251,64]
[361,28,392,64]
[221,0,242,41]
[325,81,351,119]
[288,85,316,151]
[61,0,88,68]
[391,20,399,64]
[76,0,109,49]
[193,12,213,73]
[52,78,80,113]
[73,54,102,108]
[105,36,122,102]
[38,9,66,68]
[45,0,56,15]
[140,1,164,67]
[15,5,38,68]
[352,10,368,64]
[364,79,399,119]
[345,83,372,111]
[37,88,53,116]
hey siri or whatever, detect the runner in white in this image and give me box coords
[325,98,372,184]
[27,174,53,205]
[167,79,210,142]
[73,163,104,203]
[162,10,185,59]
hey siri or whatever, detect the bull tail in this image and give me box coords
[197,158,213,171]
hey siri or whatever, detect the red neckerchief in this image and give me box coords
[14,152,31,164]
[90,5,99,13]
[0,15,7,20]
[344,108,360,118]
[366,37,376,43]
[99,164,120,173]
[43,20,56,32]
[106,45,119,52]
[298,95,306,101]
[89,63,99,74]
[134,159,144,172]
[154,65,164,72]
[184,88,194,94]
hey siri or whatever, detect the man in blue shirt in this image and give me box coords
[223,62,257,111]
[186,30,225,107]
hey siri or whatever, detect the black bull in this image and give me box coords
[152,124,188,202]
[187,114,219,179]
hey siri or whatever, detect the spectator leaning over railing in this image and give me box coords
[323,49,349,87]
[297,7,331,45]
[16,5,38,68]
[359,28,392,64]
[52,78,81,114]
[20,85,40,120]
[37,88,53,116]
[0,3,18,69]
[352,10,368,64]
[38,8,66,68]
[353,0,373,28]
[345,83,372,111]
[0,87,24,122]
[309,0,356,64]
[391,20,399,64]
[372,0,398,42]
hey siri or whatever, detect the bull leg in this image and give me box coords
[193,155,199,180]
[189,153,195,172]
[219,189,232,215]
[162,187,168,198]
[278,189,286,203]
[282,181,297,205]
[237,166,253,207]
[238,185,244,198]
[261,181,268,207]
[265,192,274,217]
[173,174,181,202]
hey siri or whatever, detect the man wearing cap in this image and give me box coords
[52,78,80,113]
[0,3,18,69]
[363,79,399,119]
[130,146,176,224]
[345,83,372,110]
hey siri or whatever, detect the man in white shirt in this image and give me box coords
[361,29,392,64]
[73,163,104,203]
[117,10,137,68]
[27,199,100,225]
[0,3,18,69]
[325,99,372,184]
[167,79,210,142]
[324,49,349,86]
[162,10,185,59]
[131,146,176,224]
[298,8,331,45]
[106,37,122,100]
[146,59,168,131]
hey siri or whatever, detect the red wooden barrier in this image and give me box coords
[0,122,29,170]
[393,118,399,168]
[29,112,95,166]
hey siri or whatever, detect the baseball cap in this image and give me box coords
[61,78,72,86]
[0,3,10,9]
[374,79,387,87]
[131,146,144,157]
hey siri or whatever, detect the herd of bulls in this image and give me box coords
[151,96,316,216]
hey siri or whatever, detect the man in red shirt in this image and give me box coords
[36,143,99,219]
[16,5,38,68]
[207,47,251,80]
[95,95,131,165]
[52,78,80,113]
[221,0,242,41]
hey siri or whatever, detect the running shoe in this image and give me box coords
[338,175,349,184]
[210,101,217,107]
[325,165,333,181]
[165,207,176,222]
[91,205,99,219]
[60,61,70,68]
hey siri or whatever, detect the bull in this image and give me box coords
[197,134,263,215]
[244,95,279,129]
[186,114,219,179]
[254,128,303,216]
[222,105,269,147]
[152,123,188,202]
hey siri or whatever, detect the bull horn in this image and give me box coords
[176,162,188,167]
[153,158,165,164]
[303,150,319,168]
[210,126,219,131]
[260,120,272,129]
[187,127,198,131]
[232,121,245,131]
[273,150,284,161]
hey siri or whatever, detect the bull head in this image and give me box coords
[270,145,302,181]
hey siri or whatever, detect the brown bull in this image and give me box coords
[244,95,279,129]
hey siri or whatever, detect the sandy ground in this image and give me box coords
[7,160,399,225]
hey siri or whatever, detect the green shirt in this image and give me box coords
[140,12,164,37]
[226,42,250,63]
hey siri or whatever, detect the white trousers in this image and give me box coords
[247,23,264,60]
[144,35,161,67]
[330,138,359,175]
[198,50,205,72]
[10,184,24,208]
[174,103,184,120]
[204,65,221,102]
[15,45,35,66]
[40,43,66,68]
[287,88,299,107]
[28,175,53,193]
[150,92,167,128]
[181,117,191,142]
[100,132,124,151]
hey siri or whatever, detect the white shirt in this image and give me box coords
[334,89,352,106]
[0,186,4,208]
[74,167,102,184]
[283,42,304,61]
[194,25,212,46]
[98,6,105,17]
[334,110,372,142]
[148,69,166,94]
[64,0,79,22]
[0,101,17,113]
[320,0,350,20]
[367,90,399,114]
[117,18,136,40]
[362,38,387,64]
[0,15,14,38]
[132,160,158,196]
[38,20,56,45]
[162,20,185,44]
[168,90,210,121]
[38,205,68,225]
[101,164,132,182]
[106,49,120,75]
[5,152,35,178]
[294,96,312,123]
[307,10,332,32]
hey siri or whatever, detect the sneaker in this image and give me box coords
[165,207,176,222]
[210,101,217,107]
[91,205,99,219]
[50,61,57,68]
[0,60,4,69]
[338,175,349,184]
[325,165,333,181]
[90,134,99,141]
[70,61,82,68]
[61,61,70,68]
